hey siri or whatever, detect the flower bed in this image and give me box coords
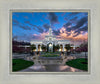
[41,52,60,57]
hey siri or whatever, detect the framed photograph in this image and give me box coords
[10,9,90,74]
[0,0,100,84]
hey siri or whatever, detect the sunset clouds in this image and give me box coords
[12,12,88,45]
[56,27,88,45]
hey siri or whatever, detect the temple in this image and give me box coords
[30,27,75,52]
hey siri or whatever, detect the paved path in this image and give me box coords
[18,64,86,72]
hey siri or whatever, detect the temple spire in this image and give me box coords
[49,27,52,35]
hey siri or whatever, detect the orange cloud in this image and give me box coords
[33,32,49,40]
[56,27,88,45]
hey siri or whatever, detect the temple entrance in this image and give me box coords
[47,43,53,52]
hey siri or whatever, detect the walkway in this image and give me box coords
[18,64,85,72]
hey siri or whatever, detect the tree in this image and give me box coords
[65,44,71,55]
[53,44,60,52]
[81,42,88,59]
[55,44,60,51]
[41,44,47,51]
[75,47,81,53]
[30,44,36,51]
[76,42,88,60]
[65,44,71,51]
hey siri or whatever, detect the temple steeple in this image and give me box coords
[49,27,52,35]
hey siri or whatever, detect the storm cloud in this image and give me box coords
[72,16,88,30]
[63,16,88,37]
[48,12,59,24]
[12,19,20,25]
[24,20,45,33]
[53,29,60,35]
[13,19,31,30]
[19,25,31,30]
[63,22,72,28]
[43,23,50,32]
[69,12,80,16]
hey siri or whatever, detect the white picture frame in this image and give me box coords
[0,0,100,84]
[10,9,90,74]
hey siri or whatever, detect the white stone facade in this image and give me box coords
[30,27,73,52]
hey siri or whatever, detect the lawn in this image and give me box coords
[12,59,34,71]
[66,58,88,71]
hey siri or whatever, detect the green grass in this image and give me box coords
[12,59,34,71]
[66,58,88,71]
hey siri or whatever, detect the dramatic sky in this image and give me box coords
[12,12,88,46]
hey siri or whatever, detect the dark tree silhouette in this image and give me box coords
[53,44,60,52]
[65,44,71,55]
[30,44,36,51]
[41,44,47,51]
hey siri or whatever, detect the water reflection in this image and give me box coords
[30,65,45,70]
[58,65,84,72]
[59,66,69,71]
[70,67,76,72]
[19,64,85,72]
